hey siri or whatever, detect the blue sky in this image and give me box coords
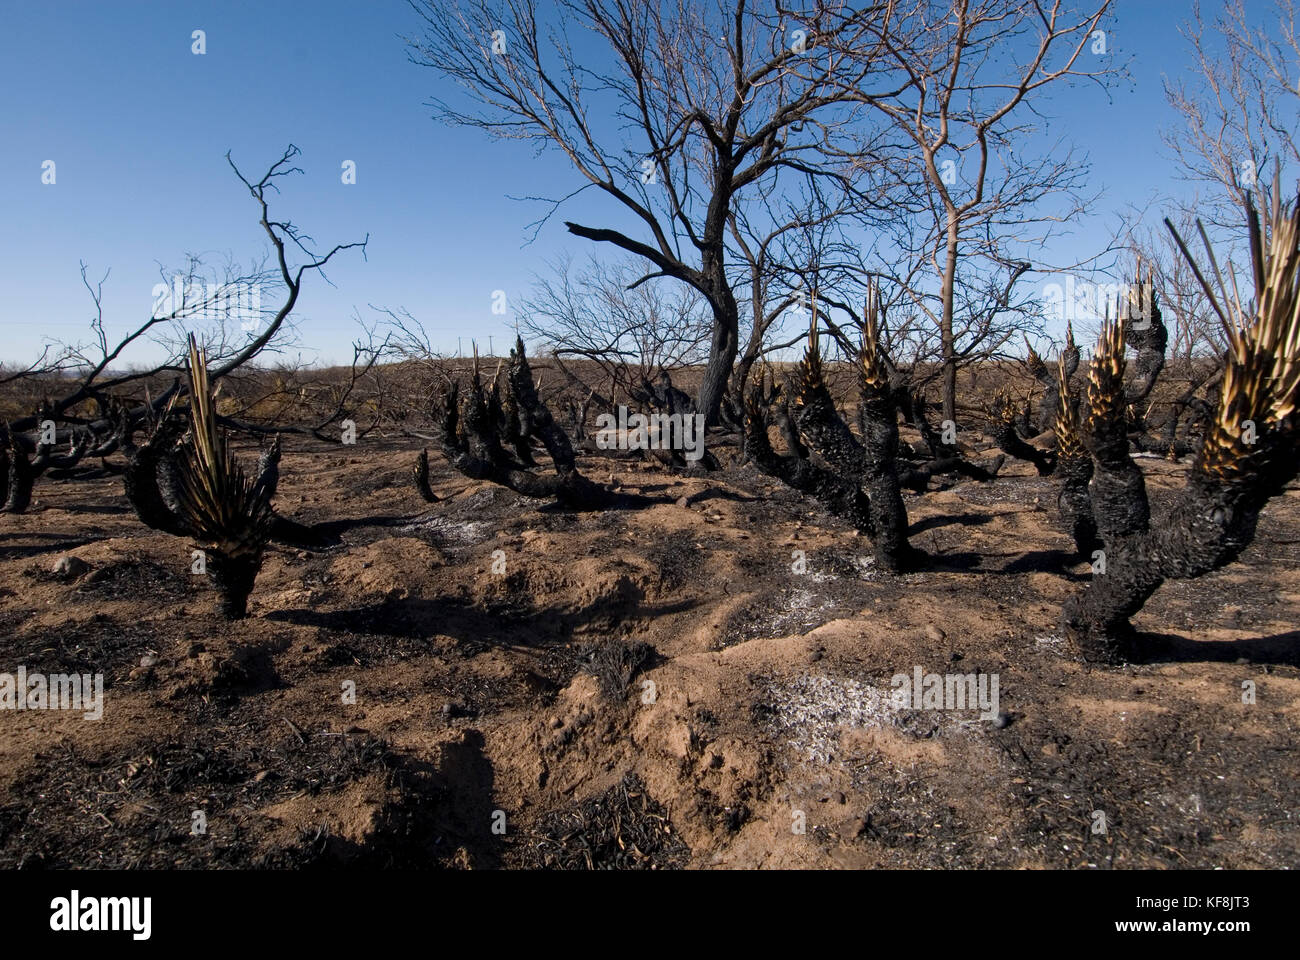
[0,1,1230,368]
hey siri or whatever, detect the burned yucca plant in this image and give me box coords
[989,388,1055,476]
[1052,353,1099,558]
[424,336,648,509]
[744,369,875,534]
[123,337,275,618]
[1023,321,1080,436]
[172,337,275,617]
[989,323,1083,476]
[1063,189,1300,662]
[745,287,919,573]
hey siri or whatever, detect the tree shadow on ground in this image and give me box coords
[0,536,102,560]
[45,502,134,516]
[908,513,994,535]
[266,591,698,650]
[913,548,1087,579]
[1136,630,1300,667]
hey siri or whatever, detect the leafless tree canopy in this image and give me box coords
[407,0,917,424]
[4,146,370,441]
[519,253,712,400]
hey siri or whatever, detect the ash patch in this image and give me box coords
[810,549,877,582]
[399,515,494,547]
[1034,634,1067,653]
[956,475,1056,507]
[755,673,943,763]
[718,572,873,648]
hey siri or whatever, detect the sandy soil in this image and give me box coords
[1,429,1298,869]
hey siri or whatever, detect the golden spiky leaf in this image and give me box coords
[1023,335,1047,379]
[1054,353,1086,463]
[1083,317,1127,440]
[1194,191,1300,486]
[793,299,825,409]
[858,292,889,396]
[172,335,274,556]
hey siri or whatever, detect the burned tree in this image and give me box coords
[1063,190,1300,662]
[838,0,1116,425]
[408,0,912,425]
[1,401,135,513]
[0,146,366,515]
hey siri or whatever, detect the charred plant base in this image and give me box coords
[2,437,1298,868]
[205,551,264,620]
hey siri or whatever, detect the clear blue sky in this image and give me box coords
[0,1,1225,368]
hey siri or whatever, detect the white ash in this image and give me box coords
[761,673,901,764]
[399,516,493,545]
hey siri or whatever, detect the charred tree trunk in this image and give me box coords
[695,260,740,429]
[412,448,439,503]
[206,551,263,620]
[1,424,53,514]
[939,222,959,425]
